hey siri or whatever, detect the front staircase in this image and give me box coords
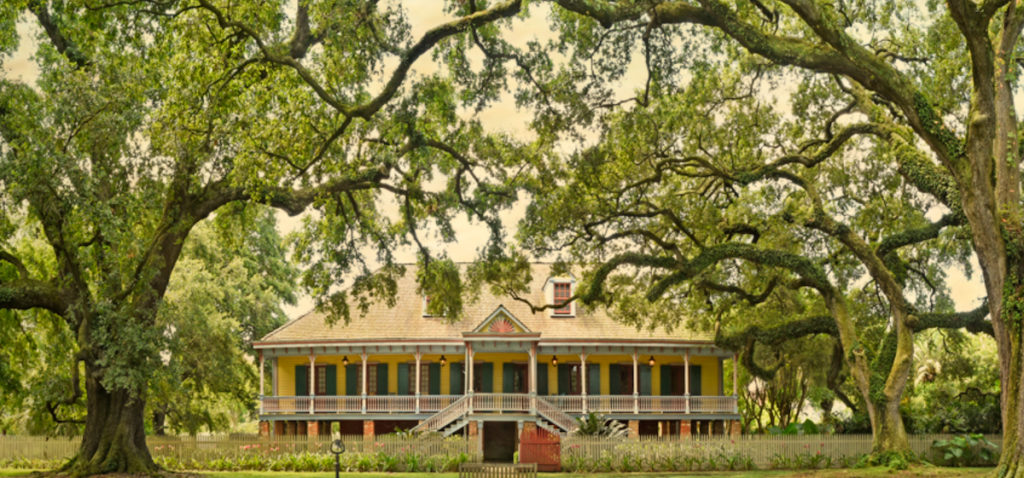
[411,395,472,434]
[412,394,580,436]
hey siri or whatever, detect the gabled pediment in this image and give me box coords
[471,305,532,334]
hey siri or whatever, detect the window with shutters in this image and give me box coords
[407,364,429,394]
[553,282,572,315]
[355,364,378,395]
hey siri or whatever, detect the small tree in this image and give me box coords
[571,413,628,438]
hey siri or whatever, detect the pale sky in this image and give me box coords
[2,1,987,320]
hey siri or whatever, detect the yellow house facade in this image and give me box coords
[254,264,740,452]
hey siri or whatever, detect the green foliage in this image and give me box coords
[571,413,628,438]
[905,330,1002,434]
[932,434,1000,467]
[767,419,820,435]
[148,449,471,473]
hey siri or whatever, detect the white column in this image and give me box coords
[684,350,691,414]
[259,351,265,414]
[467,344,475,394]
[579,352,588,414]
[464,346,470,395]
[466,344,475,414]
[529,343,538,414]
[308,353,317,413]
[632,352,639,414]
[361,351,369,414]
[414,351,423,413]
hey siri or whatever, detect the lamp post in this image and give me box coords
[330,439,345,478]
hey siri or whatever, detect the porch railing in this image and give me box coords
[470,393,531,412]
[260,394,737,414]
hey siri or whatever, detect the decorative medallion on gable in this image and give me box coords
[489,318,517,333]
[471,305,533,334]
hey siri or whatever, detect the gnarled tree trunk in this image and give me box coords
[63,357,158,476]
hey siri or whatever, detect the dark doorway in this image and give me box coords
[638,420,659,437]
[337,420,362,436]
[483,422,517,462]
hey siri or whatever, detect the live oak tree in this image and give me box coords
[0,0,525,474]
[498,0,1024,471]
[508,55,994,455]
[0,207,296,437]
[147,206,299,436]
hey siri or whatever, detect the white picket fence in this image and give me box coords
[0,434,479,462]
[561,434,1003,467]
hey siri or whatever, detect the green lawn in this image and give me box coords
[0,467,995,478]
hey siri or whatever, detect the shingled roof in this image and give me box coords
[258,263,712,344]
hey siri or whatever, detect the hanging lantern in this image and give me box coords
[551,356,559,366]
[648,356,656,367]
[342,356,349,366]
[439,355,447,367]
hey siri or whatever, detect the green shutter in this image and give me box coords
[429,363,441,395]
[536,363,548,395]
[608,364,621,395]
[640,364,652,396]
[398,363,410,395]
[689,366,702,396]
[377,363,389,395]
[325,365,337,395]
[557,364,570,395]
[345,364,358,395]
[450,363,464,395]
[295,365,308,396]
[502,363,515,393]
[588,363,600,396]
[660,365,672,396]
[481,362,494,393]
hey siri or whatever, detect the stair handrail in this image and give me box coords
[535,396,579,433]
[411,394,471,433]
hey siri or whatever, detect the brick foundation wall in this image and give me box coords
[363,420,375,439]
[680,420,692,436]
[730,419,742,436]
[307,421,319,437]
[627,420,639,438]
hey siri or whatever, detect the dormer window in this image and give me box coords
[553,282,573,316]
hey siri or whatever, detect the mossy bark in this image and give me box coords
[63,361,158,477]
[867,396,912,456]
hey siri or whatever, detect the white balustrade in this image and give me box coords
[550,396,584,413]
[260,394,738,415]
[690,395,738,413]
[260,397,310,413]
[367,396,417,413]
[419,395,460,412]
[312,396,362,413]
[471,393,530,411]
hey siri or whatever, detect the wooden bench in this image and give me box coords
[458,463,538,478]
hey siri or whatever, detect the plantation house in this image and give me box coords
[254,264,740,458]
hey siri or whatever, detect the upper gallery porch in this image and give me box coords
[256,337,740,418]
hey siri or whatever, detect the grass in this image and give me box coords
[0,466,995,478]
